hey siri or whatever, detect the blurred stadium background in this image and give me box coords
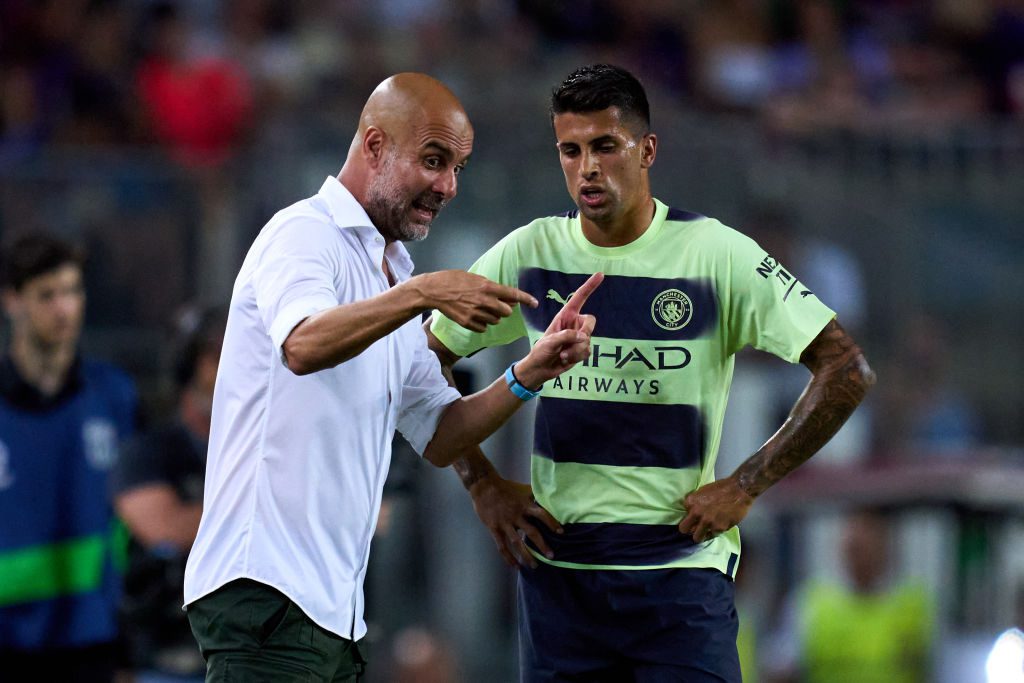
[1,0,1022,681]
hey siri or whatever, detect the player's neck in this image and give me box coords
[581,197,655,248]
[9,334,77,397]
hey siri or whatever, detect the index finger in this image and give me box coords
[491,283,538,308]
[562,272,604,315]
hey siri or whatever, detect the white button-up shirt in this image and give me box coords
[184,177,460,639]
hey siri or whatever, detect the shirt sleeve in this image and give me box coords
[429,232,528,357]
[395,324,461,455]
[723,226,836,362]
[252,217,343,359]
[110,431,170,496]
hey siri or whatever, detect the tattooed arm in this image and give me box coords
[678,320,876,542]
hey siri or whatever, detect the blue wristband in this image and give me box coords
[505,362,543,401]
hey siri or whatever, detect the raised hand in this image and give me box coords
[515,272,604,387]
[412,270,538,332]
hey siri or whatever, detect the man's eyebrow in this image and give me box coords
[424,141,471,165]
[588,134,618,146]
[556,134,618,148]
[423,141,452,156]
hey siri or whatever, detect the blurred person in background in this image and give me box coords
[135,1,253,170]
[382,626,463,683]
[0,233,138,682]
[110,306,226,683]
[182,72,600,682]
[876,312,982,456]
[763,508,934,683]
[427,64,875,682]
[134,0,255,301]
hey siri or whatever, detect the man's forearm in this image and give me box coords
[734,320,875,498]
[283,282,427,375]
[428,331,503,487]
[423,371,535,466]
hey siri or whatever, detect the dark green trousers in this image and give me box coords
[187,578,365,682]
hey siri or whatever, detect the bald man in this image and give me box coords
[183,73,602,682]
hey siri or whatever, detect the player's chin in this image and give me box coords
[577,202,611,221]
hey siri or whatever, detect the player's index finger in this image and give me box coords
[563,272,604,314]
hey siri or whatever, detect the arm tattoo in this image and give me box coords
[735,320,876,498]
[452,449,498,490]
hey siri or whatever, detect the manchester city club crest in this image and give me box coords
[651,289,693,331]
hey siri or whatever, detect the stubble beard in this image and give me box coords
[365,158,432,243]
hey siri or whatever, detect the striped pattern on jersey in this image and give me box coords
[431,199,835,573]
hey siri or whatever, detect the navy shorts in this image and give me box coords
[518,563,740,683]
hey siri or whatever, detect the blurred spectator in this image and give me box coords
[690,0,775,110]
[735,540,768,683]
[875,312,982,456]
[382,626,463,683]
[62,0,136,146]
[978,1,1024,116]
[763,508,934,683]
[0,65,45,165]
[110,305,225,682]
[135,2,253,169]
[0,233,138,682]
[761,1,891,132]
[218,0,307,123]
[605,0,692,97]
[764,0,987,134]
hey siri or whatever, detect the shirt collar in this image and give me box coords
[317,176,415,281]
[0,352,84,412]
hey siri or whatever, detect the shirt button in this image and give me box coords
[376,237,383,243]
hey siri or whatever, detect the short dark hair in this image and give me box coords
[0,233,85,291]
[173,305,227,389]
[551,64,651,134]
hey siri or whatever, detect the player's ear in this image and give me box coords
[640,133,657,169]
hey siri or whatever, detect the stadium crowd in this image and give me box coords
[2,0,1024,165]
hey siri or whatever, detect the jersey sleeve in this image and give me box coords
[723,228,836,362]
[252,218,343,360]
[428,233,529,357]
[395,325,461,455]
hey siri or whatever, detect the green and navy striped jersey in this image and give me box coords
[431,199,835,574]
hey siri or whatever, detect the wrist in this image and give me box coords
[453,452,498,491]
[403,273,432,311]
[510,360,544,393]
[729,472,759,501]
[505,361,543,401]
[466,469,501,497]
